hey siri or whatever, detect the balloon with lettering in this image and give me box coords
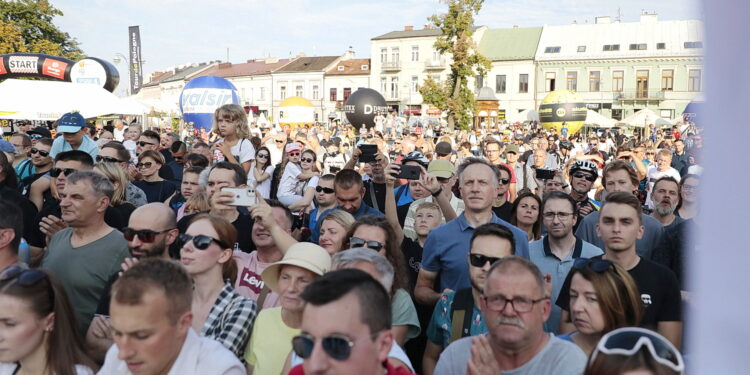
[538,90,587,135]
[180,76,240,131]
[343,88,388,130]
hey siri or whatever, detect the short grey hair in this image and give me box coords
[332,248,394,291]
[457,157,500,186]
[485,256,545,296]
[67,170,114,200]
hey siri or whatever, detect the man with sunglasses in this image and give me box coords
[567,160,601,229]
[49,112,99,160]
[306,174,338,244]
[23,138,54,209]
[289,269,415,375]
[423,223,515,375]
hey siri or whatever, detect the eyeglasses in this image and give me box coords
[275,140,285,143]
[572,258,613,273]
[590,327,684,373]
[542,211,575,220]
[178,233,229,250]
[682,184,698,191]
[293,332,374,361]
[257,153,269,159]
[96,155,122,163]
[589,143,598,146]
[645,152,656,156]
[123,227,174,243]
[29,134,43,140]
[300,157,314,163]
[571,171,597,182]
[499,178,510,185]
[469,253,501,268]
[136,162,153,169]
[137,141,156,147]
[482,294,548,313]
[288,152,300,157]
[50,167,77,177]
[315,186,335,194]
[349,237,384,251]
[30,148,49,157]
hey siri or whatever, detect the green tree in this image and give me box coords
[419,0,490,130]
[0,0,84,59]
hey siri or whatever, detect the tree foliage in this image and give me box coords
[0,0,84,59]
[419,0,491,130]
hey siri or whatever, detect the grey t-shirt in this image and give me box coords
[42,227,129,333]
[575,211,664,260]
[434,334,587,375]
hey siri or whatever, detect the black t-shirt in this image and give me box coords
[556,256,682,329]
[397,203,410,227]
[492,201,513,222]
[401,237,424,290]
[133,180,178,203]
[363,180,387,213]
[176,210,256,255]
[0,187,38,245]
[27,200,126,248]
[111,203,136,229]
[652,219,692,291]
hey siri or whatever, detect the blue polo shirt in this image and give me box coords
[346,201,384,219]
[50,135,99,159]
[421,213,530,292]
[308,206,337,244]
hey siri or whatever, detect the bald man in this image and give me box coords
[85,203,179,361]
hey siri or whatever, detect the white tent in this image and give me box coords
[512,109,539,123]
[584,110,617,128]
[0,79,144,120]
[619,108,672,128]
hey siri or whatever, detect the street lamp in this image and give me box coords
[113,52,146,97]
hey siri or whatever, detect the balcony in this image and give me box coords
[424,59,446,70]
[613,90,666,101]
[381,61,401,71]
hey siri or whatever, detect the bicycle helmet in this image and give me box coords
[570,160,598,176]
[402,151,429,167]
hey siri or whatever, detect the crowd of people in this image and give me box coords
[0,103,700,374]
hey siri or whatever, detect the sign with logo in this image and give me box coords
[539,90,587,135]
[128,26,143,94]
[586,103,601,110]
[343,88,388,130]
[69,58,119,92]
[179,76,240,131]
[8,55,38,74]
[0,53,119,92]
[42,58,68,79]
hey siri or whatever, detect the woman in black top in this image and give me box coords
[94,161,136,226]
[133,150,177,203]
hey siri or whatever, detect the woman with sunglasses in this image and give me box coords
[278,146,320,212]
[510,192,542,241]
[585,327,684,375]
[559,258,643,356]
[94,162,136,225]
[343,215,418,347]
[180,214,256,361]
[0,267,97,375]
[133,150,178,203]
[248,146,275,200]
[318,210,356,254]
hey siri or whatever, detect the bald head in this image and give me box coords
[129,203,176,231]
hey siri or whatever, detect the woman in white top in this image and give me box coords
[0,267,97,375]
[277,144,320,212]
[247,146,275,200]
[211,104,256,174]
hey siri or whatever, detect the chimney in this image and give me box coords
[640,12,658,23]
[404,25,413,31]
[342,46,355,60]
[595,16,611,24]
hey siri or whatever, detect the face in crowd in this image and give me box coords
[459,163,500,213]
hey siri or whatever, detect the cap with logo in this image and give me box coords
[261,242,332,293]
[57,112,86,134]
[435,141,452,156]
[427,159,455,179]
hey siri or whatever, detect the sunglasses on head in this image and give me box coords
[349,237,384,251]
[123,227,174,243]
[293,333,369,361]
[469,253,501,268]
[315,186,335,194]
[96,155,122,163]
[590,327,684,373]
[178,233,229,250]
[50,167,77,177]
[136,162,153,169]
[137,141,155,147]
[257,153,269,159]
[300,157,314,163]
[572,171,597,182]
[30,148,49,157]
[573,258,613,273]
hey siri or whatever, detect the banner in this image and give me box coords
[128,26,143,94]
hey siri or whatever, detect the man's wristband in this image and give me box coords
[431,187,443,197]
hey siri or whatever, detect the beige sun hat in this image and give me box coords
[261,242,332,293]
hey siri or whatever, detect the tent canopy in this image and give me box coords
[619,108,672,128]
[512,109,539,123]
[585,110,617,128]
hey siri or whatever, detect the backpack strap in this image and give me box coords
[449,288,475,343]
[256,284,271,312]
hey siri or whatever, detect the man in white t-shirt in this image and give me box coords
[645,149,681,209]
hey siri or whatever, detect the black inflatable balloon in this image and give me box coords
[343,88,388,130]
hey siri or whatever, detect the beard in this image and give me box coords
[654,203,677,216]
[130,239,167,259]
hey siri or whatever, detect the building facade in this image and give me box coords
[323,56,371,122]
[270,55,342,122]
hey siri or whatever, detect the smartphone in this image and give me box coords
[395,164,422,180]
[222,187,258,207]
[358,144,377,163]
[535,168,556,180]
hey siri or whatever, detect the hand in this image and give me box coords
[218,141,232,156]
[578,202,594,216]
[351,147,362,161]
[120,257,140,275]
[249,192,277,230]
[126,164,141,181]
[89,315,112,340]
[210,190,236,211]
[40,215,67,239]
[384,164,400,186]
[419,167,440,194]
[467,335,501,375]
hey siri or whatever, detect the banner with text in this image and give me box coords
[128,26,143,94]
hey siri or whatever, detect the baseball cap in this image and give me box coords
[435,141,452,156]
[0,140,16,154]
[505,144,520,154]
[57,112,86,134]
[27,126,52,139]
[427,159,454,179]
[285,142,302,153]
[261,242,331,294]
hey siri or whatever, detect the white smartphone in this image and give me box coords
[222,187,258,207]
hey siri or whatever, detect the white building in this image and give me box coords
[323,56,371,122]
[270,55,342,122]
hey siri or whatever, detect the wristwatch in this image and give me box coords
[431,187,443,197]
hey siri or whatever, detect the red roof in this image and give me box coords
[325,58,371,76]
[191,58,294,79]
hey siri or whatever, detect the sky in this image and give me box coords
[53,0,702,96]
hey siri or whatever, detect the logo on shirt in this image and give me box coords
[238,268,264,293]
[641,294,652,306]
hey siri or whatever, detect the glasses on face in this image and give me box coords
[288,152,300,157]
[573,258,613,273]
[469,253,501,268]
[96,155,122,163]
[50,167,77,177]
[591,327,685,373]
[542,211,574,220]
[137,141,156,147]
[276,140,285,144]
[589,143,598,146]
[30,148,49,157]
[257,153,269,159]
[646,152,655,156]
[29,134,43,140]
[349,237,384,251]
[499,178,510,185]
[292,333,366,361]
[300,157,314,163]
[178,233,229,250]
[136,162,153,169]
[123,227,174,243]
[571,171,597,182]
[482,294,548,313]
[315,186,335,194]
[682,184,698,191]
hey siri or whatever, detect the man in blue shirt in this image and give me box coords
[333,169,383,219]
[307,174,338,243]
[415,157,529,306]
[49,112,99,159]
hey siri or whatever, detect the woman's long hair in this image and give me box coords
[95,162,129,206]
[255,146,272,171]
[510,192,542,241]
[189,214,238,284]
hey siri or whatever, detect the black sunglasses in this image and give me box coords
[179,233,229,250]
[123,227,174,243]
[257,153,269,159]
[136,162,153,169]
[499,178,511,185]
[30,148,49,157]
[50,167,77,177]
[572,171,597,182]
[349,237,384,251]
[315,186,335,194]
[137,141,156,147]
[292,333,360,361]
[96,155,122,163]
[300,157,314,163]
[573,258,613,273]
[469,253,501,268]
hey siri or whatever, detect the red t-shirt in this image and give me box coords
[289,360,415,375]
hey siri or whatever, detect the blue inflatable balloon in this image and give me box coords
[180,76,240,131]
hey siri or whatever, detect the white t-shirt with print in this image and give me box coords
[217,138,255,164]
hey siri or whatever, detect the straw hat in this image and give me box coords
[261,242,331,293]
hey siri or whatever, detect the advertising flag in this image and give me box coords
[128,26,143,94]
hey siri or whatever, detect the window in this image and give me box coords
[411,76,418,92]
[684,41,704,49]
[361,65,369,70]
[661,70,674,91]
[475,75,484,90]
[295,85,304,97]
[636,70,649,98]
[577,46,586,52]
[612,71,624,92]
[432,50,440,61]
[566,71,578,91]
[329,88,337,102]
[589,71,601,92]
[380,77,387,95]
[343,87,352,101]
[280,86,286,100]
[495,74,506,93]
[431,74,441,83]
[259,87,265,101]
[657,43,666,50]
[390,77,398,99]
[544,46,561,53]
[391,47,400,63]
[545,72,556,92]
[337,66,344,71]
[312,84,319,100]
[380,48,387,63]
[411,46,419,62]
[629,43,647,50]
[603,44,620,51]
[688,69,701,91]
[519,74,529,93]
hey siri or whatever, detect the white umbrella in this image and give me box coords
[584,110,617,128]
[0,79,142,120]
[620,108,672,128]
[515,109,539,122]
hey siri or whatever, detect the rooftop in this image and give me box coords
[478,27,543,61]
[325,58,371,76]
[161,62,216,83]
[372,26,481,40]
[192,58,293,79]
[274,56,340,73]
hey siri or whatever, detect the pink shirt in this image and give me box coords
[233,251,281,309]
